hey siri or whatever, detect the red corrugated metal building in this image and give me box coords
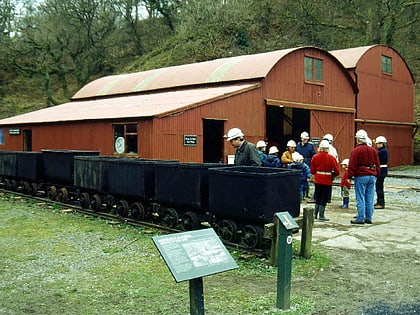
[331,45,415,166]
[0,45,406,165]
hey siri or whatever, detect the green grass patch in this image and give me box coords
[0,193,330,314]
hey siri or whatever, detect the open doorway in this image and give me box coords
[203,119,224,163]
[266,106,310,148]
[23,129,32,151]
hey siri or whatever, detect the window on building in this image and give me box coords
[0,129,4,145]
[304,56,323,82]
[113,124,138,154]
[381,55,392,74]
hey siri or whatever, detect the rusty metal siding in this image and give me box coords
[356,123,413,167]
[150,88,265,162]
[263,48,355,109]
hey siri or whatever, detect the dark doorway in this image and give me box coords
[266,106,310,148]
[203,119,224,163]
[23,129,32,151]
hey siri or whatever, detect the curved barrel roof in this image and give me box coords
[72,47,299,99]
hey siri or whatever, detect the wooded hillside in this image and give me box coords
[0,0,419,125]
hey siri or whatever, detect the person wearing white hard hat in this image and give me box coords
[289,152,311,202]
[264,146,282,168]
[224,128,261,166]
[347,129,380,224]
[281,139,296,167]
[339,158,351,209]
[296,131,316,166]
[374,136,389,209]
[256,140,268,166]
[323,133,339,162]
[296,131,316,200]
[310,140,340,221]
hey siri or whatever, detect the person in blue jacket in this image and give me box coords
[289,152,311,202]
[296,131,316,200]
[264,146,282,167]
[256,140,268,166]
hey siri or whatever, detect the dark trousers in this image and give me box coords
[314,183,332,206]
[376,176,385,206]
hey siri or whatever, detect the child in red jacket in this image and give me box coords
[340,159,351,208]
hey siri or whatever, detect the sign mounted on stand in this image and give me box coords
[153,228,238,283]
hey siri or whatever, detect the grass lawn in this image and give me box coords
[0,193,328,315]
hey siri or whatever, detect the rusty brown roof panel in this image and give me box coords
[330,45,376,68]
[0,83,258,126]
[72,48,298,99]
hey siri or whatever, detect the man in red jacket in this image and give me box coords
[347,129,380,224]
[310,140,340,221]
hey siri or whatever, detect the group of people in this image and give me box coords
[224,127,389,225]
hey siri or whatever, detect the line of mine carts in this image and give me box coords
[0,150,300,248]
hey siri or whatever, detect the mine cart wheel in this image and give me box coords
[216,219,238,243]
[11,180,18,191]
[22,182,30,194]
[47,186,57,201]
[79,192,90,209]
[90,194,102,212]
[4,179,11,190]
[116,199,129,217]
[162,208,179,228]
[29,183,38,196]
[57,187,69,202]
[181,211,199,231]
[130,202,145,220]
[240,225,263,249]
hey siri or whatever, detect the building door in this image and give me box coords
[203,119,224,163]
[266,106,310,148]
[23,129,32,151]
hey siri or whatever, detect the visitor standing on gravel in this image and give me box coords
[310,140,340,221]
[374,136,389,209]
[347,129,380,224]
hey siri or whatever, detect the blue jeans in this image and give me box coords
[354,175,376,222]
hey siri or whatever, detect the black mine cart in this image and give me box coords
[208,166,300,248]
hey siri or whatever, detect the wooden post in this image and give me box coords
[189,277,204,315]
[299,207,314,259]
[270,216,280,266]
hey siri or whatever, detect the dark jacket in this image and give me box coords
[264,154,282,168]
[234,141,261,166]
[296,142,316,166]
[377,147,389,177]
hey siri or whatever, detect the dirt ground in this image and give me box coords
[289,179,420,315]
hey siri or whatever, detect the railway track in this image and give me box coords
[1,188,268,256]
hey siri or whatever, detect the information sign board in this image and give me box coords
[184,135,198,146]
[153,229,238,283]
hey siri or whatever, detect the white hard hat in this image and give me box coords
[286,140,296,147]
[292,152,304,162]
[268,146,279,154]
[323,133,333,142]
[375,136,387,144]
[224,128,244,141]
[319,139,330,149]
[300,131,309,139]
[355,129,368,140]
[256,140,267,148]
[341,158,349,165]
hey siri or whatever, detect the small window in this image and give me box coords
[0,129,4,145]
[113,124,138,154]
[304,56,323,82]
[381,55,392,74]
